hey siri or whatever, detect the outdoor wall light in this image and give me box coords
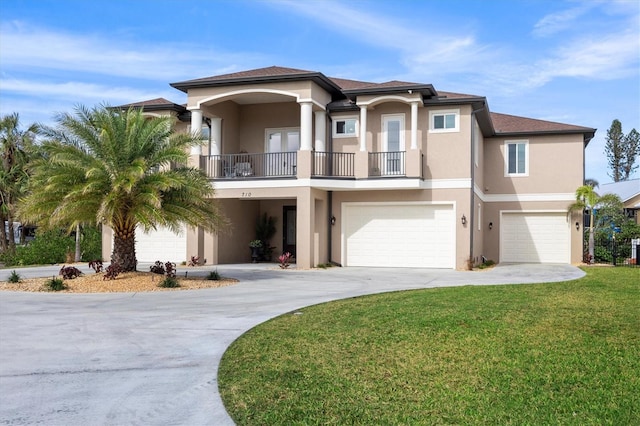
[576,221,580,231]
[461,214,467,225]
[489,222,493,230]
[330,215,336,226]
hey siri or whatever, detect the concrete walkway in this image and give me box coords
[0,263,584,425]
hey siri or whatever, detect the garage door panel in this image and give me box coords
[501,213,569,263]
[344,204,454,268]
[135,226,187,263]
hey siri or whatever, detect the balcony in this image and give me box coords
[200,150,422,180]
[200,152,297,179]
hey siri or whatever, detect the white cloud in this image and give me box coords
[532,3,595,37]
[0,21,265,81]
[0,78,178,104]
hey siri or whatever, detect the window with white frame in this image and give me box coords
[332,117,358,138]
[505,140,528,176]
[429,109,459,133]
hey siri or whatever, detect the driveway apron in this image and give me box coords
[0,264,584,425]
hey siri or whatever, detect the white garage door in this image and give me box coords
[501,213,569,263]
[135,226,187,263]
[343,203,454,268]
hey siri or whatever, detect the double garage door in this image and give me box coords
[501,213,570,263]
[343,203,455,268]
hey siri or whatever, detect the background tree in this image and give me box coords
[19,105,225,272]
[570,185,623,263]
[0,113,39,254]
[605,119,639,182]
[621,128,639,180]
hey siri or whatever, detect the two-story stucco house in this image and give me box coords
[102,66,595,269]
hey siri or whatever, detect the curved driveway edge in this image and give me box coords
[0,264,584,425]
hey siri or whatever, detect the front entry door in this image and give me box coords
[283,206,296,258]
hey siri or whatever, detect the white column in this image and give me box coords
[410,101,419,150]
[300,101,313,151]
[210,117,222,156]
[190,109,203,155]
[314,110,326,152]
[359,106,368,151]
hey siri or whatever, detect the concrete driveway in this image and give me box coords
[0,263,584,425]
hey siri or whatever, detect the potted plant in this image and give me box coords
[249,239,263,263]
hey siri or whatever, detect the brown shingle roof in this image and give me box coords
[491,112,594,134]
[437,91,483,100]
[185,66,317,84]
[328,76,375,90]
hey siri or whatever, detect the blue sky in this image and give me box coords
[1,0,638,185]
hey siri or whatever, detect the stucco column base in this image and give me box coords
[406,149,423,178]
[354,151,369,179]
[297,150,312,179]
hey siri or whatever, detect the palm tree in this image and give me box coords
[0,113,39,253]
[569,185,623,263]
[19,105,225,271]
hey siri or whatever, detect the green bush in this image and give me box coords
[7,270,21,283]
[207,270,221,281]
[6,229,74,266]
[158,276,180,288]
[43,277,67,291]
[1,226,102,266]
[80,226,102,261]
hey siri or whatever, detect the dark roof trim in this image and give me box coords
[495,129,596,145]
[342,84,437,99]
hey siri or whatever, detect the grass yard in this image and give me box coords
[219,268,639,425]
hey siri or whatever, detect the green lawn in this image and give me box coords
[219,268,640,425]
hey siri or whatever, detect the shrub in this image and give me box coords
[7,270,21,283]
[279,252,292,269]
[79,226,102,261]
[89,260,103,273]
[103,263,122,280]
[165,261,176,278]
[44,277,67,291]
[158,276,180,288]
[188,255,201,266]
[59,265,83,279]
[150,261,165,275]
[3,229,74,266]
[207,270,221,281]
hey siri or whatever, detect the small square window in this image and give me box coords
[429,109,459,133]
[333,117,358,138]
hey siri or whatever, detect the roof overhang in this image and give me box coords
[171,72,343,97]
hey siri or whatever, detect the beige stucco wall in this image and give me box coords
[483,134,584,194]
[423,105,473,179]
[187,80,331,110]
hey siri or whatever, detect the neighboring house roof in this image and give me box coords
[491,112,596,144]
[119,98,187,113]
[599,179,640,208]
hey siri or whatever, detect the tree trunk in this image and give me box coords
[75,224,82,262]
[588,211,595,264]
[0,212,7,253]
[111,227,137,272]
[7,211,15,252]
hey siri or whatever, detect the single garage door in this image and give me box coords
[135,226,187,263]
[501,213,569,263]
[343,203,454,268]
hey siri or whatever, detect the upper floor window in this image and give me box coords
[333,117,358,138]
[429,109,459,133]
[505,140,528,176]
